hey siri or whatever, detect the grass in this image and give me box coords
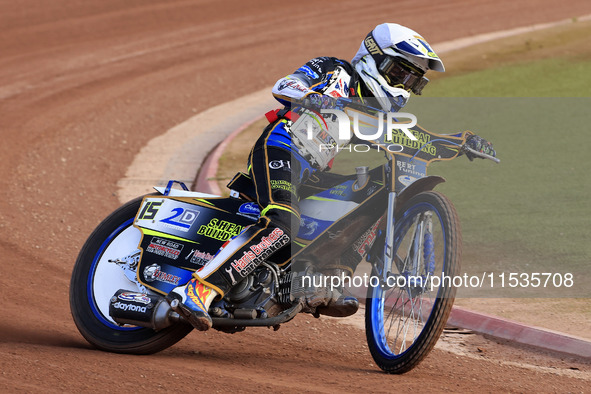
[425,16,591,94]
[425,57,591,97]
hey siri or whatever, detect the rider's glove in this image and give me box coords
[302,94,351,111]
[464,134,496,161]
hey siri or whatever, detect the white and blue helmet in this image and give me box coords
[352,23,445,111]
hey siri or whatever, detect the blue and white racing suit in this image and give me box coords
[193,57,363,295]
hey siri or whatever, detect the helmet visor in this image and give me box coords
[379,57,429,95]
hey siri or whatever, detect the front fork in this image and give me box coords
[382,191,397,282]
[381,191,434,286]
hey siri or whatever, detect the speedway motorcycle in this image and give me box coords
[70,108,498,374]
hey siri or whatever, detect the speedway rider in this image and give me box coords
[167,23,496,331]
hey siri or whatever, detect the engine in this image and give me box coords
[209,263,291,324]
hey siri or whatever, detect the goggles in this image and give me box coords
[379,57,429,95]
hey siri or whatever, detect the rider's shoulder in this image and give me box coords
[302,57,353,74]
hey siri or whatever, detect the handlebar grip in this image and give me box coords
[463,146,501,163]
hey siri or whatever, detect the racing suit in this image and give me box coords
[192,57,362,297]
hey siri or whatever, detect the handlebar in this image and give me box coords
[462,146,500,163]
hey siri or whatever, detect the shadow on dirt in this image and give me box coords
[0,322,89,349]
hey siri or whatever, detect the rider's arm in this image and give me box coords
[272,57,346,107]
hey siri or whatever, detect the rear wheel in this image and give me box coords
[69,196,192,354]
[365,191,461,373]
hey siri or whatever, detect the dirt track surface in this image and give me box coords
[1,1,591,391]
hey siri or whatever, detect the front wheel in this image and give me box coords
[365,191,461,374]
[69,195,193,354]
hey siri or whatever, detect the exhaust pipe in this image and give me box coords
[109,289,185,330]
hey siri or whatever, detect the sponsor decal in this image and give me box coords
[197,219,242,241]
[315,129,335,145]
[230,228,290,278]
[297,65,319,79]
[398,175,418,187]
[136,199,200,233]
[329,184,348,197]
[365,185,379,196]
[112,302,147,313]
[384,128,436,156]
[353,218,382,257]
[238,202,260,219]
[308,57,326,68]
[364,36,383,55]
[300,217,318,236]
[146,237,184,260]
[268,160,291,170]
[396,160,425,177]
[185,249,215,266]
[277,80,309,93]
[225,267,238,285]
[143,263,182,285]
[270,180,296,194]
[118,292,151,304]
[159,208,199,232]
